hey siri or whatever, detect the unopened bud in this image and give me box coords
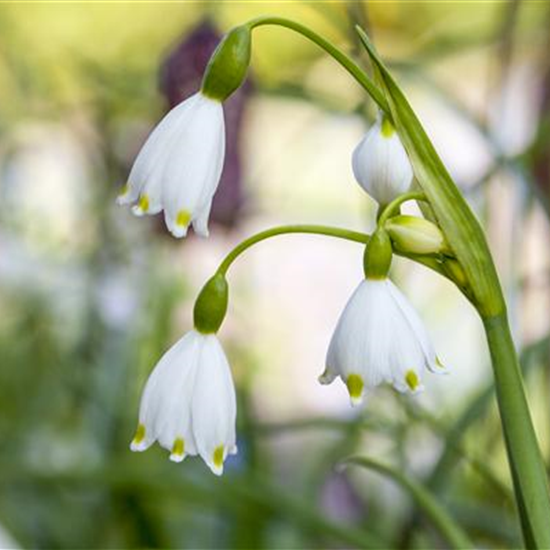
[385,215,449,255]
[352,113,413,205]
[201,26,251,102]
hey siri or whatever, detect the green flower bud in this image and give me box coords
[385,215,450,255]
[193,273,229,334]
[201,26,251,102]
[364,228,393,279]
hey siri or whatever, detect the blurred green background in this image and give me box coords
[1,1,550,548]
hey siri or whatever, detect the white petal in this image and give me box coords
[162,95,225,234]
[127,96,198,201]
[116,183,140,207]
[352,114,413,204]
[119,91,226,237]
[327,281,392,384]
[386,280,443,373]
[129,425,151,453]
[163,209,189,239]
[191,334,236,475]
[131,196,162,217]
[385,312,426,393]
[192,199,213,238]
[318,361,339,385]
[130,331,201,458]
[325,278,439,403]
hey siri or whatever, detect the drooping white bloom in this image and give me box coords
[117,91,225,238]
[352,114,413,205]
[130,330,237,475]
[320,279,445,406]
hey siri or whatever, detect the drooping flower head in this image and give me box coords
[117,25,251,238]
[117,92,225,238]
[159,20,251,229]
[352,113,413,205]
[321,228,445,405]
[130,330,237,475]
[130,274,236,475]
[321,278,445,405]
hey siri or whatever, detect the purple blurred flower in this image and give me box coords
[159,20,251,230]
[321,472,364,523]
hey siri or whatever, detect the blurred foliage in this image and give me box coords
[1,1,550,548]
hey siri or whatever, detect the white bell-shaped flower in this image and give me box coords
[130,330,237,475]
[320,279,445,406]
[352,114,413,205]
[117,91,225,238]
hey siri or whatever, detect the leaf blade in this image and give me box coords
[342,455,473,549]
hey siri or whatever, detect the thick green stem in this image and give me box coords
[216,225,369,276]
[246,16,388,113]
[483,312,550,549]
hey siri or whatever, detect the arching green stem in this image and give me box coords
[377,190,427,226]
[215,224,455,286]
[245,16,388,114]
[216,225,369,277]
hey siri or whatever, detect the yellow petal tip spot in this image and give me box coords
[436,356,445,369]
[381,116,395,138]
[346,374,364,401]
[213,445,225,469]
[176,209,192,227]
[405,370,419,391]
[132,423,146,445]
[138,194,150,212]
[171,438,185,458]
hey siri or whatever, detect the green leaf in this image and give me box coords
[342,456,473,549]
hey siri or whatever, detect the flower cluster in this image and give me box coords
[122,27,448,475]
[320,115,448,405]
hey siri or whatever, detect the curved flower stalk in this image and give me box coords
[128,221,449,476]
[352,113,413,205]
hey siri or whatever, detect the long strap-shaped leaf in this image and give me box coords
[343,456,473,549]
